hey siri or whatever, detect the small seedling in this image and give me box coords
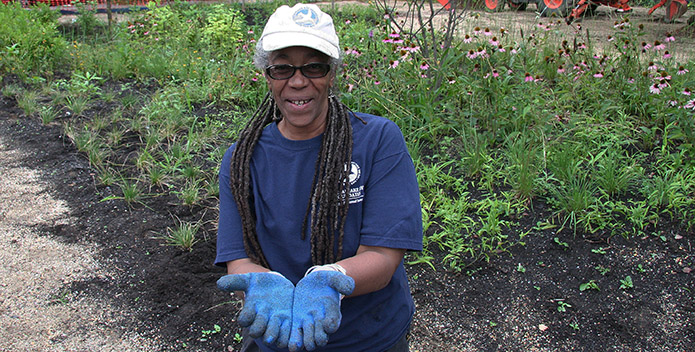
[534,286,541,291]
[557,300,572,312]
[517,263,526,273]
[233,333,243,343]
[620,276,634,290]
[591,247,607,255]
[554,237,569,250]
[200,324,222,341]
[637,264,646,273]
[595,265,610,275]
[489,321,498,327]
[569,321,580,331]
[579,280,600,291]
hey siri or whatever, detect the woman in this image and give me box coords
[215,4,422,351]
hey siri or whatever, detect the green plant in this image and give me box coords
[201,5,246,57]
[579,280,600,291]
[0,2,68,75]
[516,263,526,273]
[39,106,60,124]
[162,218,200,251]
[176,180,202,206]
[620,276,634,289]
[16,90,40,116]
[199,324,221,341]
[595,265,610,276]
[64,95,91,116]
[557,300,572,312]
[119,178,143,205]
[553,237,569,250]
[233,332,243,343]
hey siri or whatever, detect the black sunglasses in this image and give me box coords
[265,63,331,80]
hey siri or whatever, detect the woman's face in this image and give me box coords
[266,46,334,140]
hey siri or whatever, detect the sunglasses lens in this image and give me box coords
[267,65,295,79]
[302,63,330,78]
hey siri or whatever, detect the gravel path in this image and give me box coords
[0,125,159,351]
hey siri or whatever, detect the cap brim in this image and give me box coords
[262,31,340,59]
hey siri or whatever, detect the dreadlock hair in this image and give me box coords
[229,91,361,268]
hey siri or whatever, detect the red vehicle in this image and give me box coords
[483,0,688,23]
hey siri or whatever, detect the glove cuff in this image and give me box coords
[304,263,347,277]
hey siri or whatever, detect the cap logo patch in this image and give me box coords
[292,7,319,27]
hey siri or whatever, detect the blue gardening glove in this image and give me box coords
[217,272,294,348]
[288,270,355,351]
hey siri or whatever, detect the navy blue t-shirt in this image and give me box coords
[215,112,423,351]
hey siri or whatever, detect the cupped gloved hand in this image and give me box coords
[217,272,294,348]
[288,270,355,351]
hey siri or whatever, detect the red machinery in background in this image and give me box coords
[480,0,689,23]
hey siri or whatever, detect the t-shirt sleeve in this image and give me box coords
[215,145,249,267]
[358,121,423,251]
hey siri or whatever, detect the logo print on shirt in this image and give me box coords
[347,161,364,204]
[348,161,361,185]
[292,7,319,27]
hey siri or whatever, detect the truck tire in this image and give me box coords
[537,0,573,17]
[485,0,506,12]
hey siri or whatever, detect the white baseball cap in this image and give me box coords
[259,3,340,59]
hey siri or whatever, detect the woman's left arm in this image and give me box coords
[336,244,406,297]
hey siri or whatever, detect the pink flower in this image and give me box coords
[664,33,675,42]
[648,62,658,71]
[473,26,482,35]
[492,70,499,78]
[642,42,652,50]
[654,41,665,50]
[389,32,400,38]
[483,27,492,36]
[345,20,351,24]
[497,45,506,53]
[420,63,429,70]
[144,31,149,35]
[489,37,499,46]
[389,60,399,69]
[677,66,688,75]
[683,88,691,95]
[466,50,477,59]
[557,66,565,74]
[524,73,533,82]
[593,72,604,78]
[663,51,671,59]
[627,77,635,83]
[374,81,381,85]
[464,34,473,43]
[650,84,661,94]
[684,99,695,109]
[347,84,355,92]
